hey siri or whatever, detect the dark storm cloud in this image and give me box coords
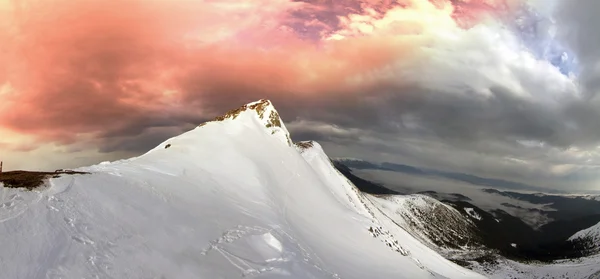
[281,83,572,149]
[98,125,198,153]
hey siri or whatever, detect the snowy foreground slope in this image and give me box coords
[0,100,484,279]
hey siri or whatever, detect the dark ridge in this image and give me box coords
[450,193,472,201]
[337,158,550,192]
[0,170,89,190]
[445,201,537,251]
[537,214,600,244]
[332,161,403,195]
[380,162,429,175]
[445,200,600,262]
[502,236,594,262]
[418,191,472,202]
[418,190,437,194]
[484,188,600,221]
[333,159,384,170]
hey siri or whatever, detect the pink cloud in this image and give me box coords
[0,0,520,150]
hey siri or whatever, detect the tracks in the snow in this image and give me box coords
[0,187,43,222]
[199,225,340,278]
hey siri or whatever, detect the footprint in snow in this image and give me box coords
[72,235,95,245]
[0,188,42,222]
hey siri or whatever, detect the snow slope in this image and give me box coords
[569,221,600,256]
[570,221,600,243]
[370,194,483,255]
[0,100,484,279]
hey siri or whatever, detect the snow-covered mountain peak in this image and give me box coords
[199,99,292,146]
[210,99,280,127]
[212,99,275,121]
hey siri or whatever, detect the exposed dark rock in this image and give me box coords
[0,170,89,190]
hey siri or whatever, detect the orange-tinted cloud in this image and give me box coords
[0,0,517,152]
[449,0,520,28]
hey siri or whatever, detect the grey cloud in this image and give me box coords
[556,0,600,97]
[98,125,197,153]
[283,83,572,148]
[313,124,600,192]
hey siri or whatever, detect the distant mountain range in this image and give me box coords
[335,158,600,265]
[334,158,555,193]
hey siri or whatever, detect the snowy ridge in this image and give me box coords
[570,221,600,242]
[0,100,485,279]
[295,141,371,218]
[569,221,600,254]
[369,194,483,255]
[297,142,412,257]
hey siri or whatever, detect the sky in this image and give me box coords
[1,0,600,192]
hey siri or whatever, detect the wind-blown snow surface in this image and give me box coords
[0,100,484,279]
